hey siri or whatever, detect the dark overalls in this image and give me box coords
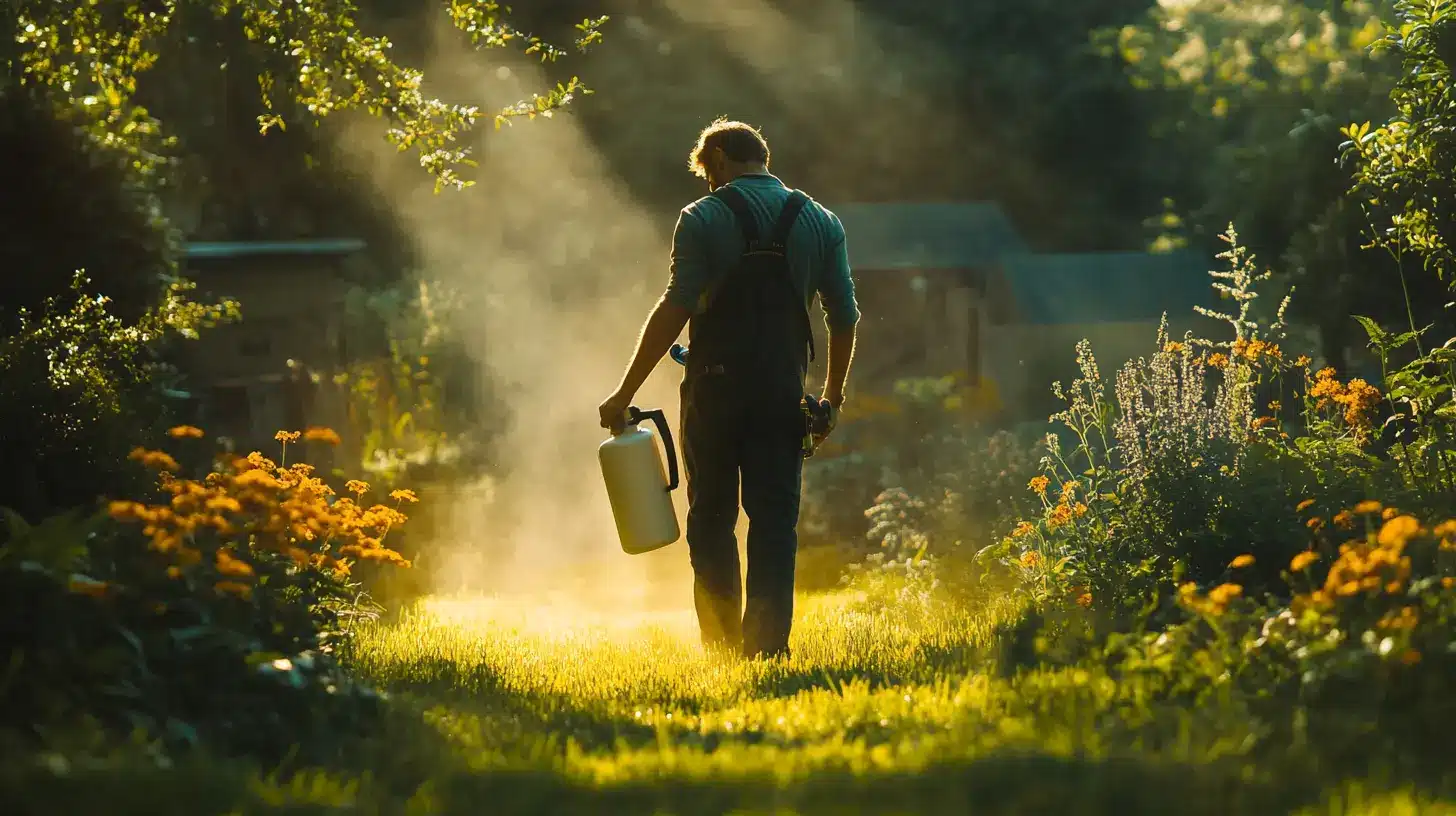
[680,186,815,660]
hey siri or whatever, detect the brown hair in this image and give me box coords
[687,117,771,178]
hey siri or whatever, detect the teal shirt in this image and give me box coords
[664,174,860,333]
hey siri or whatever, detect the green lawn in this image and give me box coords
[12,578,1456,814]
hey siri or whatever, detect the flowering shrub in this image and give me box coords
[988,227,1408,625]
[1100,501,1456,772]
[1,426,413,761]
[110,426,415,594]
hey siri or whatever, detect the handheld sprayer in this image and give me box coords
[598,406,681,555]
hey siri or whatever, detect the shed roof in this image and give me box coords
[183,239,366,261]
[998,250,1216,325]
[830,201,1028,271]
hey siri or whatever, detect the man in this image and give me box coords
[597,118,860,660]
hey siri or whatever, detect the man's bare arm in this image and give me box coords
[824,324,856,408]
[610,297,692,403]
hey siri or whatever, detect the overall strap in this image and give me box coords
[710,184,760,250]
[766,190,810,249]
[704,184,818,364]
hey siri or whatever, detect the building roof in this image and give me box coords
[998,250,1217,325]
[830,202,1028,271]
[183,239,367,260]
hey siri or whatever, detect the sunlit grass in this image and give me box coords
[15,576,1456,814]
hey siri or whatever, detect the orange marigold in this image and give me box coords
[303,427,342,445]
[1290,551,1319,571]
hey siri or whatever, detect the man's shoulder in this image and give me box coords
[801,195,845,239]
[681,192,731,223]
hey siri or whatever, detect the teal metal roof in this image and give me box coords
[183,239,366,260]
[830,202,1028,271]
[998,250,1216,325]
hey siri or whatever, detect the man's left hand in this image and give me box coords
[598,390,633,431]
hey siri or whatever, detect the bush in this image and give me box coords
[0,428,415,762]
[984,227,1449,631]
[0,272,236,526]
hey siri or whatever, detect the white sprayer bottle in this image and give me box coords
[599,406,682,554]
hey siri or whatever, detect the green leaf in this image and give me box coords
[1352,314,1388,347]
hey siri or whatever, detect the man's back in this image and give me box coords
[664,173,860,338]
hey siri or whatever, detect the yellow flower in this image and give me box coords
[1290,551,1319,572]
[1207,352,1229,369]
[1028,475,1050,495]
[1382,507,1400,521]
[1296,499,1316,513]
[346,479,370,497]
[1377,515,1421,549]
[1208,583,1242,606]
[1011,521,1035,539]
[215,581,253,599]
[303,427,342,445]
[389,488,420,504]
[1072,502,1088,518]
[1294,355,1311,367]
[128,447,179,472]
[215,550,254,578]
[1332,510,1354,529]
[1353,500,1382,514]
[1019,550,1042,569]
[1076,593,1092,608]
[167,425,204,439]
[1164,341,1187,354]
[1229,554,1255,569]
[275,430,302,444]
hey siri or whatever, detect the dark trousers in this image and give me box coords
[680,371,804,659]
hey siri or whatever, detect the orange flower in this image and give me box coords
[1019,550,1042,569]
[1297,499,1316,513]
[215,581,253,599]
[1229,554,1255,569]
[346,479,371,497]
[1290,551,1319,572]
[1208,583,1242,606]
[389,488,420,504]
[1011,521,1036,539]
[1028,476,1050,496]
[1353,500,1382,514]
[128,447,179,472]
[1075,593,1092,608]
[167,425,204,439]
[275,430,301,444]
[215,550,254,578]
[303,427,342,445]
[1332,510,1354,529]
[1207,352,1229,369]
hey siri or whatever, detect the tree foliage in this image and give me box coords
[7,0,608,191]
[1102,1,1456,365]
[1344,0,1456,287]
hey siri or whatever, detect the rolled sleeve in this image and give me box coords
[664,206,710,313]
[819,212,860,331]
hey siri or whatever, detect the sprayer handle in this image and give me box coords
[626,406,680,492]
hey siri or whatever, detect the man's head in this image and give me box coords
[688,118,771,190]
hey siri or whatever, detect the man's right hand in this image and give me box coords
[809,397,838,448]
